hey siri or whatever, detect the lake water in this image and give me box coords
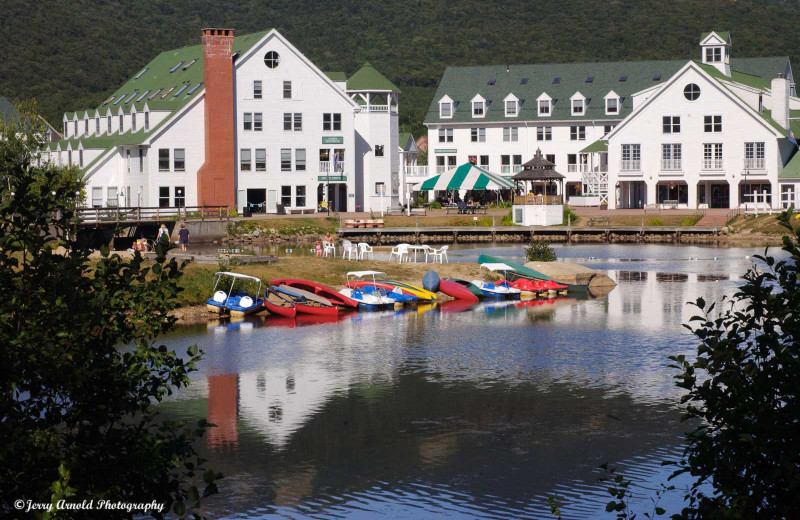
[159,243,783,519]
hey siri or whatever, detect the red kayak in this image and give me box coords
[438,279,479,303]
[270,278,358,308]
[265,290,297,318]
[295,302,338,316]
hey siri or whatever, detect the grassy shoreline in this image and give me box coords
[176,257,486,308]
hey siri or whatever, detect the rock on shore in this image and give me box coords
[523,261,617,288]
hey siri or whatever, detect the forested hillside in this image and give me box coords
[3,0,800,137]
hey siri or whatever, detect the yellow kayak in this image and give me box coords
[379,280,437,301]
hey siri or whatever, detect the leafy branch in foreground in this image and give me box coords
[0,104,220,519]
[668,208,800,518]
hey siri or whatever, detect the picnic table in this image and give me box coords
[587,216,610,226]
[445,203,488,215]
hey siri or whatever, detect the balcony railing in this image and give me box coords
[661,159,682,171]
[703,159,724,170]
[513,194,564,205]
[620,159,641,171]
[744,157,765,170]
[436,165,448,174]
[403,165,429,177]
[568,164,577,173]
[358,105,399,113]
[319,161,346,174]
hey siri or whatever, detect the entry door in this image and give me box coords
[267,190,277,212]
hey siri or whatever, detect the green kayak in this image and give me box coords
[477,254,589,294]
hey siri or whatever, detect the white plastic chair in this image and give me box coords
[341,239,358,260]
[389,243,410,263]
[357,242,374,260]
[322,240,336,258]
[428,245,449,263]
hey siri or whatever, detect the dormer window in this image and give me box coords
[605,91,620,115]
[439,96,453,119]
[570,92,586,116]
[504,94,519,117]
[505,100,516,116]
[537,93,552,117]
[472,95,486,118]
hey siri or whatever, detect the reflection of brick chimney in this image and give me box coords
[197,28,236,210]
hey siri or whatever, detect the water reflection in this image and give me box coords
[158,244,786,519]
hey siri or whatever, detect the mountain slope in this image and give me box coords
[2,0,800,137]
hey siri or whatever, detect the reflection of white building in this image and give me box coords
[48,29,400,213]
[424,31,800,209]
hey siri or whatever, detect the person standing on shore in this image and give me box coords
[157,224,169,243]
[178,224,190,252]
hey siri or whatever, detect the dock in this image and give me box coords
[337,225,723,244]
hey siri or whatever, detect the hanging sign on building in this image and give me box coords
[434,148,457,153]
[322,137,344,144]
[318,175,347,181]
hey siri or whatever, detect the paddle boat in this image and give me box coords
[477,254,585,294]
[342,280,420,304]
[269,278,358,308]
[264,287,297,318]
[471,263,522,299]
[272,285,338,316]
[339,271,397,310]
[206,272,265,317]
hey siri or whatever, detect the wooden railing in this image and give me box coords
[74,205,230,224]
[513,194,563,205]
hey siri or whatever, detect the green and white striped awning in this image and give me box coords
[419,163,515,191]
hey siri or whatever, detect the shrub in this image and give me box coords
[648,218,665,226]
[430,201,442,209]
[229,209,239,218]
[669,209,800,517]
[563,206,578,225]
[502,210,514,226]
[680,214,703,227]
[525,237,557,262]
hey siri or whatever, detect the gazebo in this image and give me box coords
[511,149,566,206]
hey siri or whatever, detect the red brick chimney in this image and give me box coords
[197,28,236,210]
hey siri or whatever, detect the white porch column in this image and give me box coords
[688,181,697,210]
[646,179,657,207]
[771,178,780,209]
[729,180,739,209]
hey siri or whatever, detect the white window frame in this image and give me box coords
[471,95,486,118]
[570,93,586,116]
[537,93,552,117]
[605,91,620,115]
[439,96,453,119]
[504,94,518,117]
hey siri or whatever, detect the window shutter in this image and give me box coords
[293,82,303,101]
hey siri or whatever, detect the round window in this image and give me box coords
[264,51,280,69]
[684,83,701,101]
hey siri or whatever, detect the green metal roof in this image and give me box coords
[346,62,400,92]
[701,31,731,42]
[58,29,271,167]
[398,132,413,150]
[324,71,347,82]
[780,149,800,179]
[580,139,607,153]
[424,56,792,125]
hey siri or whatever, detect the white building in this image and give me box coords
[423,31,800,210]
[48,28,400,213]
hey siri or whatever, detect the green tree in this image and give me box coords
[0,105,220,518]
[525,237,557,262]
[668,209,800,518]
